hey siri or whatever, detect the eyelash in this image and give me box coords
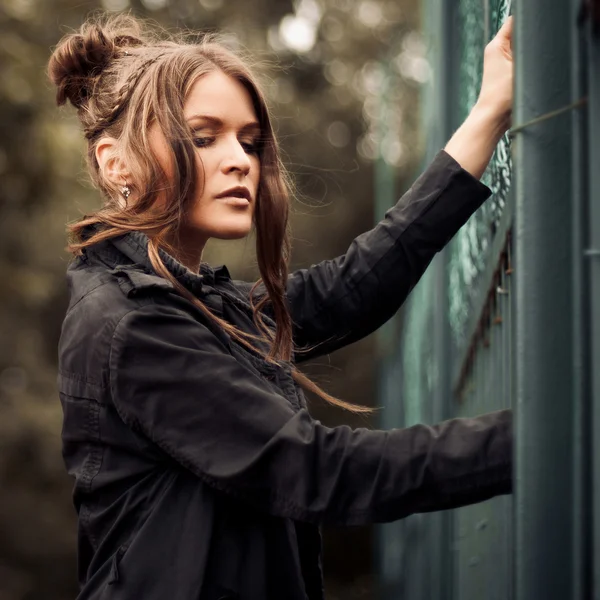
[193,136,259,155]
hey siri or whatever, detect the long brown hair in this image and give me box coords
[48,11,370,413]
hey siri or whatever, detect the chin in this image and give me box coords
[208,218,254,240]
[214,228,253,240]
[186,209,254,241]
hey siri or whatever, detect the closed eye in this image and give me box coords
[241,140,260,155]
[192,133,261,156]
[193,136,214,148]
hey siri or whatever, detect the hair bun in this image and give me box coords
[48,16,144,109]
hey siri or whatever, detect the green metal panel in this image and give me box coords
[376,0,515,598]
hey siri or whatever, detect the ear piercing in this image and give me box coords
[120,177,131,199]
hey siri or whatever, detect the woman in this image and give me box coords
[50,11,514,600]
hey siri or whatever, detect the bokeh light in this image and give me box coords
[199,0,224,10]
[141,0,168,11]
[101,0,130,10]
[279,14,318,53]
[327,121,351,147]
[356,0,384,28]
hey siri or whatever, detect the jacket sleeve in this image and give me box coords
[286,150,492,361]
[109,300,512,526]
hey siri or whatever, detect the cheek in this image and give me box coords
[251,160,261,191]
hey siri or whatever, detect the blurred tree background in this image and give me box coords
[0,0,430,597]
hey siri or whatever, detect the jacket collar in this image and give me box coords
[82,224,230,297]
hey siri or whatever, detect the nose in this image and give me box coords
[220,135,251,177]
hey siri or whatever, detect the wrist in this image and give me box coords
[471,100,511,138]
[444,101,511,179]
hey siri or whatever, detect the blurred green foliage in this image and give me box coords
[0,0,424,597]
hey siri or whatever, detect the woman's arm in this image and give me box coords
[109,300,512,526]
[286,152,491,361]
[283,18,514,361]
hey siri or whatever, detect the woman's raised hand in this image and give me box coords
[477,16,514,125]
[443,16,514,178]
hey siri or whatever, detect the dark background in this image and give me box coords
[0,0,428,597]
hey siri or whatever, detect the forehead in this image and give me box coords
[183,70,258,125]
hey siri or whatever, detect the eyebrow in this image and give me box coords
[186,114,261,134]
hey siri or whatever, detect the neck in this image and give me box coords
[165,228,206,274]
[172,246,204,274]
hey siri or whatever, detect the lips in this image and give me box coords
[215,186,251,202]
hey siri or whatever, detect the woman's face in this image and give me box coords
[149,70,261,254]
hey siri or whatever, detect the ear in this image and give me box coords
[95,137,131,186]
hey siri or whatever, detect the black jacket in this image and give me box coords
[57,150,512,600]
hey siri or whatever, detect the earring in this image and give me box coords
[120,178,131,199]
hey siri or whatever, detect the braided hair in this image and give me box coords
[48,15,170,141]
[83,51,167,140]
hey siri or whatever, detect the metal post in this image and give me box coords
[571,0,592,597]
[514,1,575,599]
[588,13,600,600]
[431,2,458,599]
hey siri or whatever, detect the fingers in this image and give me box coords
[498,15,514,41]
[493,14,513,58]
